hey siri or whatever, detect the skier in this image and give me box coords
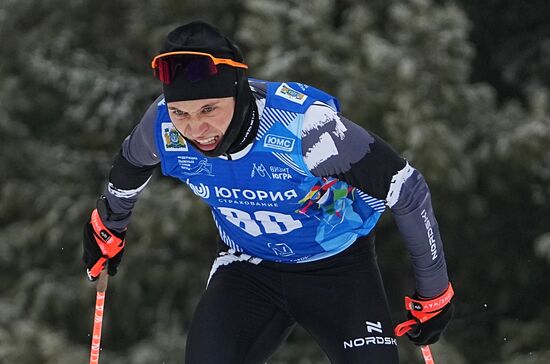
[82,21,454,363]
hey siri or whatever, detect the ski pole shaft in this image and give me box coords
[421,345,434,364]
[394,321,435,364]
[90,270,109,364]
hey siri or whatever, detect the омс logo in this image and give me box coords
[264,134,295,152]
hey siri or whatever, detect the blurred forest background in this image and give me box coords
[1,0,550,363]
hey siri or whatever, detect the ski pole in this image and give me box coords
[420,345,434,364]
[395,320,435,364]
[90,269,109,364]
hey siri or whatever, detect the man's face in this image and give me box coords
[167,97,235,152]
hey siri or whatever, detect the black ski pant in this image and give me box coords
[185,235,399,364]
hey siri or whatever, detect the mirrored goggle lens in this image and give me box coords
[154,56,218,84]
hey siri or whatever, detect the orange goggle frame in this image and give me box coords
[151,51,248,84]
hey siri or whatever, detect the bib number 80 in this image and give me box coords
[218,207,302,237]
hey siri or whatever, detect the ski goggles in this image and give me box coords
[151,51,248,84]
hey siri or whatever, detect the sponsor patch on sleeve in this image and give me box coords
[275,83,308,105]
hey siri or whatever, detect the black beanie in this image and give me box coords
[160,22,240,102]
[155,21,258,158]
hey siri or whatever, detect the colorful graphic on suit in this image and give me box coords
[296,178,362,243]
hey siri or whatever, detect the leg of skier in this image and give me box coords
[283,235,399,364]
[185,254,295,364]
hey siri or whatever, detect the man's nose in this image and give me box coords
[184,119,209,137]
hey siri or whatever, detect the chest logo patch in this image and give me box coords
[162,123,188,151]
[264,134,295,152]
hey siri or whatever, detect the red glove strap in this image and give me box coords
[91,209,125,258]
[406,282,454,323]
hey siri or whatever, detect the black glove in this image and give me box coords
[407,297,454,345]
[82,197,126,281]
[395,282,455,346]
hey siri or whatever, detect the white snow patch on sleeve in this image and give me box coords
[304,132,339,170]
[301,102,341,135]
[332,116,347,140]
[385,162,415,208]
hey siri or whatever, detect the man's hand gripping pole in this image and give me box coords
[394,283,455,364]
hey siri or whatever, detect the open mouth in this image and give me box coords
[194,135,220,151]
